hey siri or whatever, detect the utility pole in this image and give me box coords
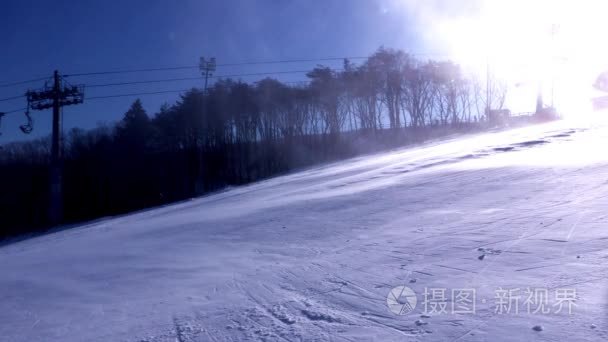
[486,59,491,120]
[50,71,62,225]
[194,57,216,195]
[199,57,216,93]
[550,24,559,108]
[26,70,84,225]
[535,83,544,114]
[536,24,559,116]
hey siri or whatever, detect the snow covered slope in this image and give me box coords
[2,118,608,341]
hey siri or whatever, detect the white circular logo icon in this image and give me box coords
[387,286,417,315]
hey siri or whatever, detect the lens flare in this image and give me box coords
[399,0,608,117]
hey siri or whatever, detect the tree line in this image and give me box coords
[0,47,508,239]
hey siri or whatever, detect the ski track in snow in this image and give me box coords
[2,118,608,341]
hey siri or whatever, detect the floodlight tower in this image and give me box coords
[199,57,217,93]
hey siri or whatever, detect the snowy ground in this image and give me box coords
[2,116,608,341]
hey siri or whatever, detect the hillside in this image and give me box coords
[1,118,607,341]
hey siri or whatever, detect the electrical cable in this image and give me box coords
[0,77,49,89]
[85,69,338,88]
[64,56,367,77]
[0,94,24,102]
[86,89,192,100]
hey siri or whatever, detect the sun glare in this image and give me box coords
[427,0,608,117]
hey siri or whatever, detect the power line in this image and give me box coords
[0,94,24,102]
[0,76,49,89]
[66,66,198,77]
[218,56,367,67]
[0,69,326,105]
[86,80,315,101]
[3,53,451,87]
[86,89,192,100]
[87,76,202,88]
[0,50,451,105]
[85,69,335,88]
[85,82,316,101]
[0,107,27,115]
[204,68,336,79]
[63,56,367,77]
[0,74,324,106]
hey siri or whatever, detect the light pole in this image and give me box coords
[199,57,217,93]
[195,57,216,195]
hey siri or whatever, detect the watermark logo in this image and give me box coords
[387,286,417,315]
[386,285,577,316]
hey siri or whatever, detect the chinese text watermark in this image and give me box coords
[387,286,577,316]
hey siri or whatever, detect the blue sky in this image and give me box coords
[0,0,461,143]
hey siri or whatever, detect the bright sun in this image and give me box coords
[427,0,608,117]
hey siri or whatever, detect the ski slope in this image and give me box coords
[2,117,608,341]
